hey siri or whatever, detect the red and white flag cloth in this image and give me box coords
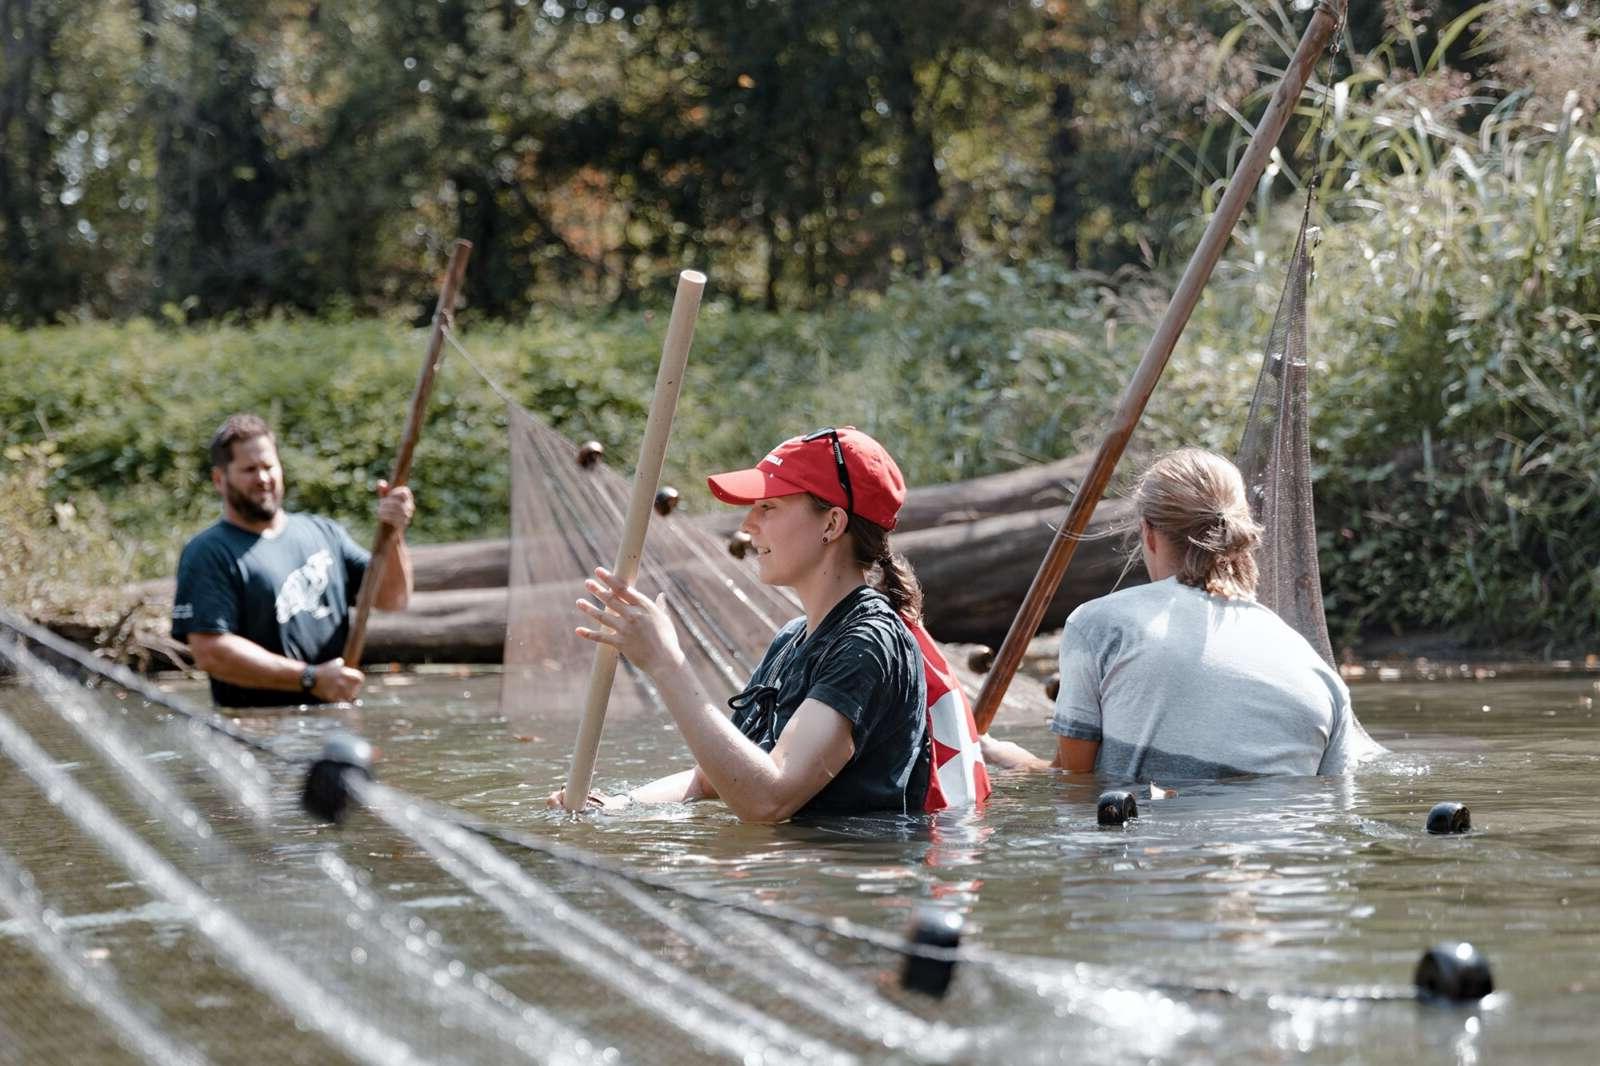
[907,620,992,812]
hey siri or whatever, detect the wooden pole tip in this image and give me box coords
[678,269,707,287]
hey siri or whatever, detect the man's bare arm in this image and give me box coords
[372,482,414,611]
[187,632,363,702]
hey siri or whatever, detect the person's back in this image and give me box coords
[1054,576,1358,780]
[980,447,1381,781]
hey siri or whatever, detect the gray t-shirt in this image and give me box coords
[1051,577,1372,780]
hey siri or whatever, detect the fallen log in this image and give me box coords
[131,451,1098,600]
[424,449,1095,592]
[901,497,1139,644]
[109,449,1128,660]
[410,538,509,591]
[347,496,1136,659]
[363,588,507,664]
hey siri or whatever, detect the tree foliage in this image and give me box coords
[4,0,1565,322]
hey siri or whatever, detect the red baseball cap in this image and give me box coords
[706,427,907,530]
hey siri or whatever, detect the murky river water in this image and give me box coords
[3,667,1599,1064]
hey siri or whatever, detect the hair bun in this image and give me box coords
[1133,448,1262,599]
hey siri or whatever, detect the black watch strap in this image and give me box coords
[300,663,318,693]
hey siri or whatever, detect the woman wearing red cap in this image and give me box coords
[552,427,935,821]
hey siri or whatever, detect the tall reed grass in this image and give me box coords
[1309,82,1599,649]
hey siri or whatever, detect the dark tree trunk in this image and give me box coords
[872,19,956,272]
[1046,75,1081,265]
[763,210,780,311]
[0,0,39,289]
[0,0,73,320]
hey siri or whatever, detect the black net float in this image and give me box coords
[966,646,995,674]
[576,440,605,467]
[1426,801,1471,835]
[727,530,754,559]
[302,733,375,824]
[1415,942,1493,1003]
[1097,790,1138,827]
[901,905,963,998]
[653,486,681,516]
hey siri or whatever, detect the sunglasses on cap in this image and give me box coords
[801,427,854,518]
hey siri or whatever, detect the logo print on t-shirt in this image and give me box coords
[275,549,335,624]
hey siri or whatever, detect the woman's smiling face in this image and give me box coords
[738,494,832,587]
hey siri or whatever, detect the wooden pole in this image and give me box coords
[971,0,1346,733]
[562,269,707,811]
[342,239,474,667]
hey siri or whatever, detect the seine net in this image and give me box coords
[498,401,799,735]
[1233,207,1336,666]
[0,614,1422,1066]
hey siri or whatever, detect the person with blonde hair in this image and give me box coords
[982,448,1374,779]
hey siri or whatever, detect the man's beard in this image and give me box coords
[225,481,279,524]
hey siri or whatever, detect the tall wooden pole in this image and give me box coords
[971,0,1346,733]
[562,269,707,811]
[342,239,473,667]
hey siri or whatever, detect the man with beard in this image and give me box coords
[171,413,415,706]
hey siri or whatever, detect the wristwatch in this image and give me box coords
[300,663,318,694]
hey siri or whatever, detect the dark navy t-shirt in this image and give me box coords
[171,514,370,706]
[729,586,929,816]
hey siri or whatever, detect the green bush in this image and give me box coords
[0,440,141,627]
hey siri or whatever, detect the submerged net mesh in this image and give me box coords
[1234,205,1336,666]
[0,613,1416,1066]
[0,618,971,1066]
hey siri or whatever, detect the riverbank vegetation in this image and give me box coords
[2,2,1596,654]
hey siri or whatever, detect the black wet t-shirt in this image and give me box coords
[171,514,370,707]
[729,586,929,816]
